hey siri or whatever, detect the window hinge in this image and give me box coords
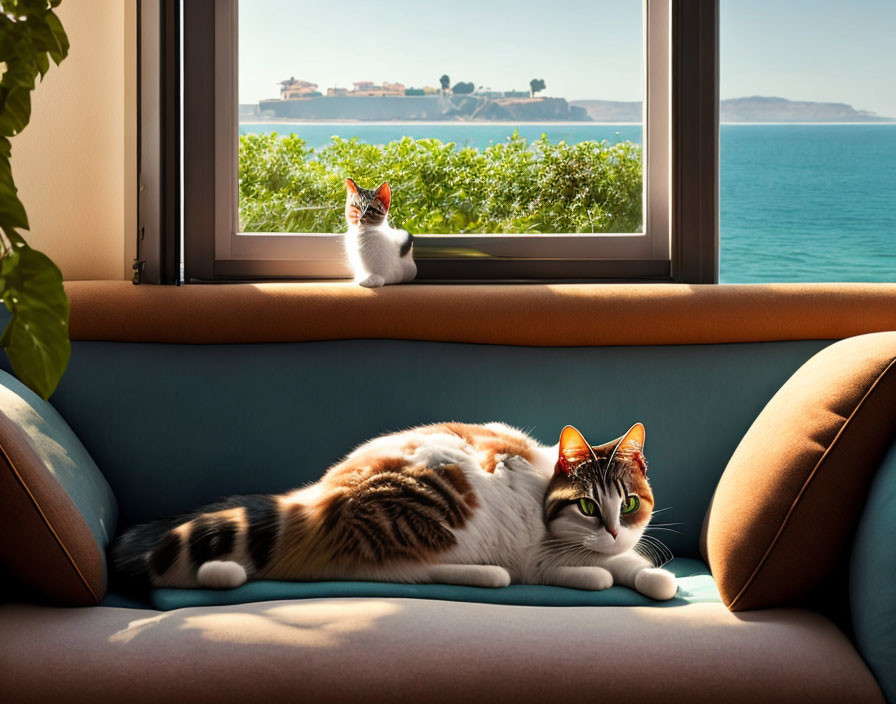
[132,259,146,285]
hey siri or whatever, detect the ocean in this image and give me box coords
[239,122,896,283]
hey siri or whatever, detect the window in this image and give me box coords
[719,0,896,283]
[237,1,646,242]
[141,1,718,283]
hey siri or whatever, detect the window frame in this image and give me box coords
[137,0,180,284]
[173,0,717,283]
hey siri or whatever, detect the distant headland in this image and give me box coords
[559,96,894,123]
[243,77,894,123]
[254,77,589,122]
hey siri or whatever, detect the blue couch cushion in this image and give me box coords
[150,557,718,611]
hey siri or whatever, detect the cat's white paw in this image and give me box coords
[427,564,511,588]
[635,568,677,600]
[357,274,385,288]
[551,566,614,591]
[197,560,248,589]
[473,565,512,588]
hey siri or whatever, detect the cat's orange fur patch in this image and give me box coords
[418,422,538,473]
[268,445,484,576]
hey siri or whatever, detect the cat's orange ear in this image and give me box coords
[375,181,391,210]
[346,178,359,196]
[610,422,647,475]
[557,425,593,475]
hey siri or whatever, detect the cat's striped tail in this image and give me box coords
[110,515,183,589]
[109,494,281,590]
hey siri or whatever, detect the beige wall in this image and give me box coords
[12,1,136,281]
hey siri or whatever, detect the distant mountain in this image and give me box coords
[569,100,642,122]
[720,96,892,122]
[570,96,895,123]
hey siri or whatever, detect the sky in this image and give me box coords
[239,0,896,118]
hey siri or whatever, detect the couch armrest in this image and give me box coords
[851,440,896,704]
[703,332,896,611]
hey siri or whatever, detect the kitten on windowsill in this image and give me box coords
[344,178,416,287]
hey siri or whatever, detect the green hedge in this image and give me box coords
[239,132,643,234]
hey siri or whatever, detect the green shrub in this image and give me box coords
[238,132,643,234]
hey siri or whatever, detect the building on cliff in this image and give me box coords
[350,81,407,96]
[279,77,320,99]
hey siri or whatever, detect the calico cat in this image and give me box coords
[111,422,677,600]
[344,178,416,287]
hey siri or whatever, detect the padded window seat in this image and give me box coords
[146,557,718,611]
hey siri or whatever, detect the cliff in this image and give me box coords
[569,100,642,122]
[258,95,589,122]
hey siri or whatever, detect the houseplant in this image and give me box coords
[0,0,70,399]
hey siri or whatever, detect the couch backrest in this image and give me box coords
[35,281,896,561]
[48,337,828,558]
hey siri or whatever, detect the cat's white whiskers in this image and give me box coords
[645,526,683,535]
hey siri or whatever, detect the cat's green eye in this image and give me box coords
[621,494,640,514]
[577,498,597,517]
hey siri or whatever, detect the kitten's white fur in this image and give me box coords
[345,222,416,288]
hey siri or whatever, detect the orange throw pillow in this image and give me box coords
[0,371,117,605]
[703,332,896,611]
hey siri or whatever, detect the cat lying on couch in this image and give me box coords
[112,422,677,601]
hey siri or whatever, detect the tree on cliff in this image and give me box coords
[530,78,546,97]
[439,74,451,92]
[452,81,475,95]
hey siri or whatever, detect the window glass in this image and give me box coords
[238,0,644,235]
[720,0,896,282]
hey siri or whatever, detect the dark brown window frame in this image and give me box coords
[136,0,180,285]
[140,0,718,284]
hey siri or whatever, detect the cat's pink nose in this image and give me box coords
[606,527,618,539]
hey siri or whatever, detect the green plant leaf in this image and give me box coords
[0,231,70,399]
[0,84,33,137]
[0,137,29,230]
[45,11,70,63]
[0,0,72,399]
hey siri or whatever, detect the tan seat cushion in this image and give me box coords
[703,331,896,611]
[0,599,882,703]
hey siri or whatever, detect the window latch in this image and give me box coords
[132,259,146,285]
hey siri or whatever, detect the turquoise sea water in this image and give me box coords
[240,122,896,282]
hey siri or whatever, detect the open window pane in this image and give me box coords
[237,0,644,236]
[720,0,896,282]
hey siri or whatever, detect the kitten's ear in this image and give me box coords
[346,178,359,196]
[557,425,593,475]
[374,182,391,210]
[611,422,647,475]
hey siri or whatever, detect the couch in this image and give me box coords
[1,281,895,703]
